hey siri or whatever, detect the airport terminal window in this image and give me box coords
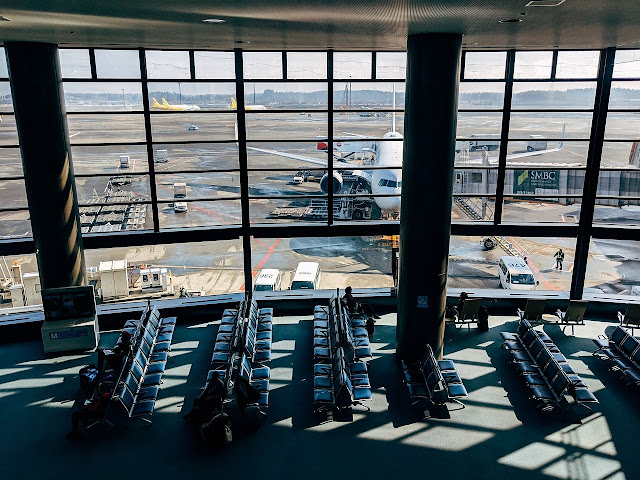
[0,115,19,146]
[94,49,140,79]
[511,82,597,110]
[244,82,329,109]
[555,51,600,79]
[452,196,496,222]
[243,52,283,80]
[333,82,405,110]
[458,82,505,110]
[246,112,328,140]
[613,50,640,79]
[148,82,236,111]
[463,52,506,80]
[0,82,12,112]
[250,236,394,291]
[83,239,245,301]
[145,50,190,79]
[150,113,236,142]
[584,238,640,296]
[514,51,553,79]
[447,235,575,292]
[63,82,144,112]
[333,52,372,80]
[58,49,91,78]
[7,46,640,304]
[158,200,242,229]
[194,51,235,79]
[376,52,407,80]
[286,52,327,80]
[0,46,8,78]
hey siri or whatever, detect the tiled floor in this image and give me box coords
[0,312,635,480]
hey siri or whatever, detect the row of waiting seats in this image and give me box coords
[501,319,598,413]
[402,344,467,415]
[205,299,273,417]
[114,306,177,424]
[593,326,640,387]
[313,296,372,417]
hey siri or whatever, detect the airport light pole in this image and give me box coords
[121,88,125,109]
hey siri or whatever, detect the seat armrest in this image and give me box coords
[618,311,624,323]
[517,308,524,320]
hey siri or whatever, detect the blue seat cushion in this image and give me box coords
[252,367,270,380]
[314,389,334,403]
[353,387,372,401]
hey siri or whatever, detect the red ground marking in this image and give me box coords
[239,238,281,290]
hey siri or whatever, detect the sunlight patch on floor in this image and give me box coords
[402,425,494,451]
[498,442,567,470]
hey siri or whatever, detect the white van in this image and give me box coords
[498,256,538,290]
[290,262,321,290]
[254,268,282,291]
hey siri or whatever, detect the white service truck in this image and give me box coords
[173,182,187,198]
[119,155,130,168]
[156,149,168,163]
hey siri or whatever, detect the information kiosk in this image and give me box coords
[40,286,99,353]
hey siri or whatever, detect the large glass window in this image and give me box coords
[448,236,576,293]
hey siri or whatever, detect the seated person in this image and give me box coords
[185,372,227,426]
[97,330,132,373]
[341,286,360,314]
[66,383,111,438]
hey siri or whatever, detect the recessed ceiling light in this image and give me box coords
[526,0,567,6]
[0,16,10,22]
[202,19,225,24]
[498,18,523,23]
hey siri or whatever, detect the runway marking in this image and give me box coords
[240,238,281,290]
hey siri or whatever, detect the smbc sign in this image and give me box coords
[514,169,560,195]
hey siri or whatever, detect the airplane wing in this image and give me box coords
[246,146,363,169]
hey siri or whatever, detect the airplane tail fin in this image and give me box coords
[162,98,170,107]
[558,123,565,150]
[151,98,161,108]
[230,97,237,109]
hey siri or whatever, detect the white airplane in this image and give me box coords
[248,114,566,216]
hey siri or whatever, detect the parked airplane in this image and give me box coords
[151,97,200,111]
[230,97,267,111]
[248,105,566,217]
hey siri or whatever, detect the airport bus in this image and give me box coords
[254,269,282,291]
[290,262,321,290]
[498,256,538,290]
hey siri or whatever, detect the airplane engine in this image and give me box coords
[320,172,343,194]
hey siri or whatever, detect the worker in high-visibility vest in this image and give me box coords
[554,248,565,271]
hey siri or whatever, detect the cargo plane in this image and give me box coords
[151,97,200,111]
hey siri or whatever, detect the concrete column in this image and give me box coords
[397,33,462,361]
[5,43,85,288]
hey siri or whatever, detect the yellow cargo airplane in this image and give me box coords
[151,97,200,111]
[230,97,267,110]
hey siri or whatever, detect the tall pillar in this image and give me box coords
[396,33,462,361]
[5,43,85,288]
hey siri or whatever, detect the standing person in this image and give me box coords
[554,248,565,271]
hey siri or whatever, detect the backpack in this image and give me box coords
[365,317,375,337]
[478,306,489,332]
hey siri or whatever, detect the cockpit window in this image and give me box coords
[378,178,398,188]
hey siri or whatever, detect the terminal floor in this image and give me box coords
[0,313,636,480]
